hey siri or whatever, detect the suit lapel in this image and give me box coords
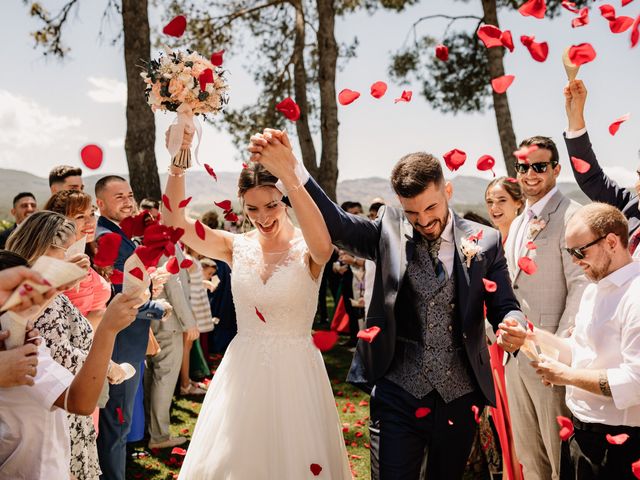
[453,216,474,321]
[398,217,414,293]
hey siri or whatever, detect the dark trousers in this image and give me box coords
[560,419,640,479]
[369,379,483,480]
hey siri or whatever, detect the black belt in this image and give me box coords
[573,418,640,436]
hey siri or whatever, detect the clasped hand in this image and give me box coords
[496,317,527,353]
[247,129,298,184]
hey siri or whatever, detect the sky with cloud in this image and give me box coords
[1,1,639,188]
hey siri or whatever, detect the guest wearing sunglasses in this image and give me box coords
[532,203,640,479]
[504,136,588,480]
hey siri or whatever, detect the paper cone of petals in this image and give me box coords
[562,47,580,81]
[123,254,151,299]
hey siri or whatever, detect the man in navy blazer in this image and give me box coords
[249,132,528,479]
[94,175,165,480]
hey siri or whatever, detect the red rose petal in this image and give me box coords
[214,200,232,211]
[483,278,497,293]
[210,50,224,66]
[80,144,103,170]
[520,35,549,62]
[518,256,538,275]
[312,330,339,351]
[178,197,192,209]
[568,43,597,66]
[518,0,547,19]
[526,241,537,250]
[359,400,369,406]
[242,162,249,169]
[572,7,589,28]
[477,25,504,48]
[134,246,162,269]
[370,81,388,98]
[275,97,300,122]
[94,233,122,268]
[394,90,412,103]
[506,177,518,183]
[527,320,535,331]
[194,220,206,240]
[448,419,454,426]
[338,89,361,105]
[161,194,172,213]
[601,6,635,33]
[224,211,239,222]
[179,259,193,269]
[471,405,481,424]
[609,113,630,136]
[513,144,539,161]
[632,15,640,48]
[600,3,616,20]
[435,44,449,61]
[491,75,515,94]
[116,406,124,424]
[469,229,484,242]
[557,415,574,441]
[357,326,381,343]
[110,269,124,285]
[477,154,495,175]
[129,267,144,282]
[632,458,640,478]
[415,407,431,418]
[255,307,266,322]
[623,0,634,5]
[162,15,187,38]
[443,148,467,172]
[204,163,217,181]
[500,31,514,52]
[166,256,180,274]
[561,1,580,13]
[198,68,213,92]
[606,433,629,445]
[171,447,187,456]
[310,463,323,476]
[571,156,591,173]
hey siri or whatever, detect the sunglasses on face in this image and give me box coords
[564,235,606,260]
[514,161,558,174]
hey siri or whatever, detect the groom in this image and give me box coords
[250,131,527,479]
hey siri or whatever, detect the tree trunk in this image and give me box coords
[316,0,339,201]
[291,0,319,178]
[122,0,160,201]
[481,0,517,178]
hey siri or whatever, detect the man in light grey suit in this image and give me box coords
[144,246,199,450]
[504,136,588,480]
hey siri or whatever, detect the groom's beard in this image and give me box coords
[415,210,449,242]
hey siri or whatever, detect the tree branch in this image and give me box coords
[210,0,286,28]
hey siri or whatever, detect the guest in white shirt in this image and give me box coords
[532,202,640,479]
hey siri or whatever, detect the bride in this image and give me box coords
[163,129,351,479]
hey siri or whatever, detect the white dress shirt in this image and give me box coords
[0,344,73,479]
[438,210,456,278]
[566,260,640,426]
[513,186,559,254]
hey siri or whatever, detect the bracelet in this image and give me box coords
[167,167,186,178]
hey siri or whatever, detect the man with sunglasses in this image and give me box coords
[504,136,588,480]
[564,80,640,259]
[532,202,640,479]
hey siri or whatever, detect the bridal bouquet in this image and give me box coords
[142,47,228,168]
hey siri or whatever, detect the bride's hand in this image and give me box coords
[248,131,298,184]
[165,125,195,150]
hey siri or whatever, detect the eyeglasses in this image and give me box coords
[564,236,606,260]
[514,161,558,174]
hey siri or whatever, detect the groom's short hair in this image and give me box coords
[391,152,444,198]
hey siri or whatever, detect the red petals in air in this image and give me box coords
[526,241,537,250]
[633,459,640,479]
[600,4,634,33]
[483,278,497,293]
[443,149,467,172]
[255,307,266,322]
[527,320,535,332]
[435,44,449,61]
[518,0,547,19]
[199,68,213,92]
[491,75,515,94]
[572,8,589,28]
[310,464,323,476]
[180,259,193,269]
[161,194,172,213]
[415,407,431,418]
[178,197,192,209]
[204,163,218,181]
[312,330,339,351]
[520,35,549,62]
[571,156,591,173]
[357,326,381,343]
[129,267,144,282]
[80,144,103,169]
[110,269,124,285]
[518,256,538,275]
[163,15,187,37]
[214,200,232,211]
[166,256,180,274]
[471,405,481,424]
[394,90,412,103]
[557,416,574,441]
[94,233,122,267]
[500,31,515,52]
[210,50,224,66]
[477,25,504,48]
[632,15,640,48]
[338,89,361,105]
[195,220,206,240]
[276,97,300,122]
[561,1,580,13]
[609,113,630,136]
[514,144,539,161]
[370,81,388,98]
[477,155,495,176]
[606,433,629,445]
[568,43,597,66]
[224,211,239,222]
[171,447,187,456]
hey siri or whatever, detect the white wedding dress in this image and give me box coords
[178,234,351,479]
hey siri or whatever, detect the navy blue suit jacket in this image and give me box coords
[305,178,521,406]
[96,216,164,364]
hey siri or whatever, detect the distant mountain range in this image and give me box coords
[0,168,590,222]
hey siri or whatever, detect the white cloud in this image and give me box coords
[87,76,126,105]
[0,90,82,149]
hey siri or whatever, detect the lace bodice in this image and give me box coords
[231,234,321,338]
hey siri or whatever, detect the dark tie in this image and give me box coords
[427,238,447,282]
[630,228,640,255]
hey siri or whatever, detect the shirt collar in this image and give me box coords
[441,209,454,243]
[526,186,559,218]
[598,259,640,288]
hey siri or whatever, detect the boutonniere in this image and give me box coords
[460,229,484,267]
[528,217,546,239]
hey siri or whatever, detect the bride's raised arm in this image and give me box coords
[163,128,234,264]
